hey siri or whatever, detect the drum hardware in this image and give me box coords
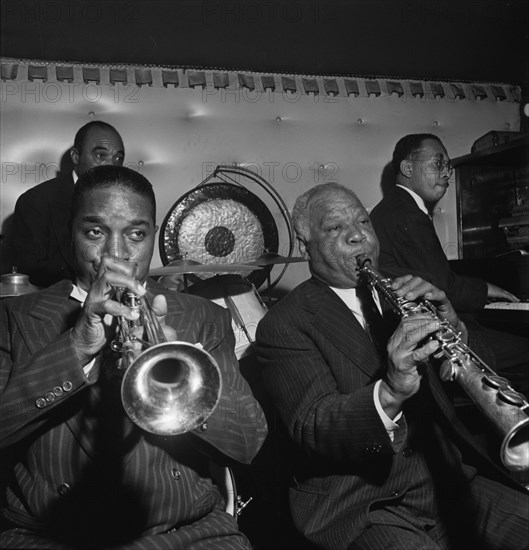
[0,267,40,298]
[208,461,253,518]
[235,494,253,517]
[224,293,253,344]
[149,253,254,292]
[153,255,203,292]
[150,263,258,275]
[187,274,268,360]
[248,252,307,305]
[150,262,257,276]
[249,252,307,267]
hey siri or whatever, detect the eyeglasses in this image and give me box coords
[411,158,453,175]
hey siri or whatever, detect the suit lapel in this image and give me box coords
[303,279,384,379]
[394,186,431,221]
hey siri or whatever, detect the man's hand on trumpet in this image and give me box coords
[71,255,175,366]
[71,255,145,365]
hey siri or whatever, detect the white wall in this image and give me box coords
[0,61,521,292]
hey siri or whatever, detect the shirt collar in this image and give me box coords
[396,184,429,216]
[330,286,360,313]
[70,283,87,304]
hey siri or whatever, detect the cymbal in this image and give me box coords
[164,258,202,266]
[249,253,307,266]
[0,269,40,297]
[150,262,258,276]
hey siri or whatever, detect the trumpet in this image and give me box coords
[111,289,222,436]
[356,257,529,472]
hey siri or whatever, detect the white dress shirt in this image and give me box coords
[330,286,402,440]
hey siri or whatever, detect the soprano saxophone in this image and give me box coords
[356,256,529,472]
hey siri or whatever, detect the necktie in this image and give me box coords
[356,284,388,362]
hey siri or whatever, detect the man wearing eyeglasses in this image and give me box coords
[370,133,518,312]
[371,134,529,399]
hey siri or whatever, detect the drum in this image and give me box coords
[188,275,268,360]
[208,461,237,517]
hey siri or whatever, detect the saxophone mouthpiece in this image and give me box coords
[355,254,372,270]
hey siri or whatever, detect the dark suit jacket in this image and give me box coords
[255,277,517,550]
[0,279,267,549]
[370,186,487,312]
[3,173,76,288]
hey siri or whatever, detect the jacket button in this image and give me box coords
[35,397,47,409]
[62,381,73,392]
[402,447,413,457]
[171,468,181,480]
[53,386,64,397]
[45,391,56,402]
[58,483,71,496]
[199,422,208,432]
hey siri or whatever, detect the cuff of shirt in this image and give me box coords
[83,357,98,381]
[373,379,402,440]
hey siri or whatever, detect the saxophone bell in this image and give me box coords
[356,257,529,472]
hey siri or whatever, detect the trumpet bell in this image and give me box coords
[121,341,222,435]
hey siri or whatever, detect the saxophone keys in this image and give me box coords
[482,374,510,390]
[439,360,457,382]
[497,389,526,407]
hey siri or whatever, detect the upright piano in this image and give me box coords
[450,254,529,337]
[451,132,529,337]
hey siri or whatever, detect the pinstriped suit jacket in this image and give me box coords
[0,279,267,549]
[255,277,515,550]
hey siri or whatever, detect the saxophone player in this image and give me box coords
[255,182,529,550]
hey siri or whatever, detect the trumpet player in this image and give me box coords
[0,165,267,549]
[255,182,529,550]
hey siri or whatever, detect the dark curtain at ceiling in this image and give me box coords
[1,0,528,85]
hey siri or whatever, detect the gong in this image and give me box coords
[159,182,279,288]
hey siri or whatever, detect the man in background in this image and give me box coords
[2,120,125,287]
[370,133,517,312]
[370,134,528,396]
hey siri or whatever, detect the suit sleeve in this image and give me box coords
[255,310,404,465]
[0,304,91,449]
[188,304,268,465]
[376,210,487,312]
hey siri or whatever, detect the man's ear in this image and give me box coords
[400,159,413,178]
[70,147,79,169]
[297,237,309,259]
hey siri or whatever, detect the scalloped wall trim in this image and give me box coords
[0,58,520,103]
